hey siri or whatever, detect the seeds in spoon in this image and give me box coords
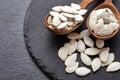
[109,22,119,31]
[52,6,62,12]
[71,3,81,10]
[57,22,68,29]
[59,14,68,22]
[50,11,59,17]
[78,9,87,16]
[74,15,83,22]
[94,18,104,34]
[89,8,119,37]
[97,24,114,36]
[47,3,87,30]
[89,11,97,30]
[52,16,61,26]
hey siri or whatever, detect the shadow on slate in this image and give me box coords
[24,0,120,80]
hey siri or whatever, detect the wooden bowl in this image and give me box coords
[86,0,120,40]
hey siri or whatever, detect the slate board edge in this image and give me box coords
[23,1,54,80]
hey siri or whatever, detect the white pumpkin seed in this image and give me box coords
[103,17,113,24]
[67,20,75,27]
[52,16,61,26]
[47,16,52,25]
[95,8,106,16]
[61,6,77,14]
[78,9,87,16]
[81,53,92,66]
[69,40,77,54]
[65,62,79,73]
[64,43,73,55]
[109,15,118,23]
[75,67,91,76]
[71,3,81,10]
[79,29,91,39]
[59,14,68,22]
[83,36,94,47]
[106,62,120,72]
[91,58,101,72]
[96,39,104,48]
[97,11,110,19]
[109,22,119,31]
[61,13,75,18]
[58,47,69,61]
[97,24,114,36]
[106,8,115,16]
[67,33,80,40]
[102,53,115,67]
[77,40,86,52]
[94,18,104,34]
[65,53,77,66]
[50,11,59,17]
[84,48,101,56]
[52,6,62,12]
[89,11,98,30]
[57,22,68,29]
[99,49,109,63]
[74,15,83,22]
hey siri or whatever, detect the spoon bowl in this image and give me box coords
[87,0,120,40]
[45,0,97,35]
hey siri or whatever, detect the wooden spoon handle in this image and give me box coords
[104,0,112,3]
[79,0,97,9]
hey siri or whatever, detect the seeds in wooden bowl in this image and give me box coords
[47,3,87,30]
[89,8,119,37]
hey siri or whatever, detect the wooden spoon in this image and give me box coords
[86,0,120,40]
[45,0,97,35]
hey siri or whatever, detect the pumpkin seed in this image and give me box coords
[65,62,79,73]
[80,53,92,66]
[71,3,81,10]
[99,49,109,63]
[96,39,104,48]
[83,36,94,47]
[106,62,120,72]
[52,16,61,26]
[84,48,101,56]
[67,33,80,40]
[91,58,101,72]
[52,6,62,12]
[77,40,86,52]
[58,47,69,61]
[102,53,115,67]
[65,53,77,66]
[75,67,91,76]
[79,29,91,39]
[89,11,98,31]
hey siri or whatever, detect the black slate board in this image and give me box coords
[24,0,120,80]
